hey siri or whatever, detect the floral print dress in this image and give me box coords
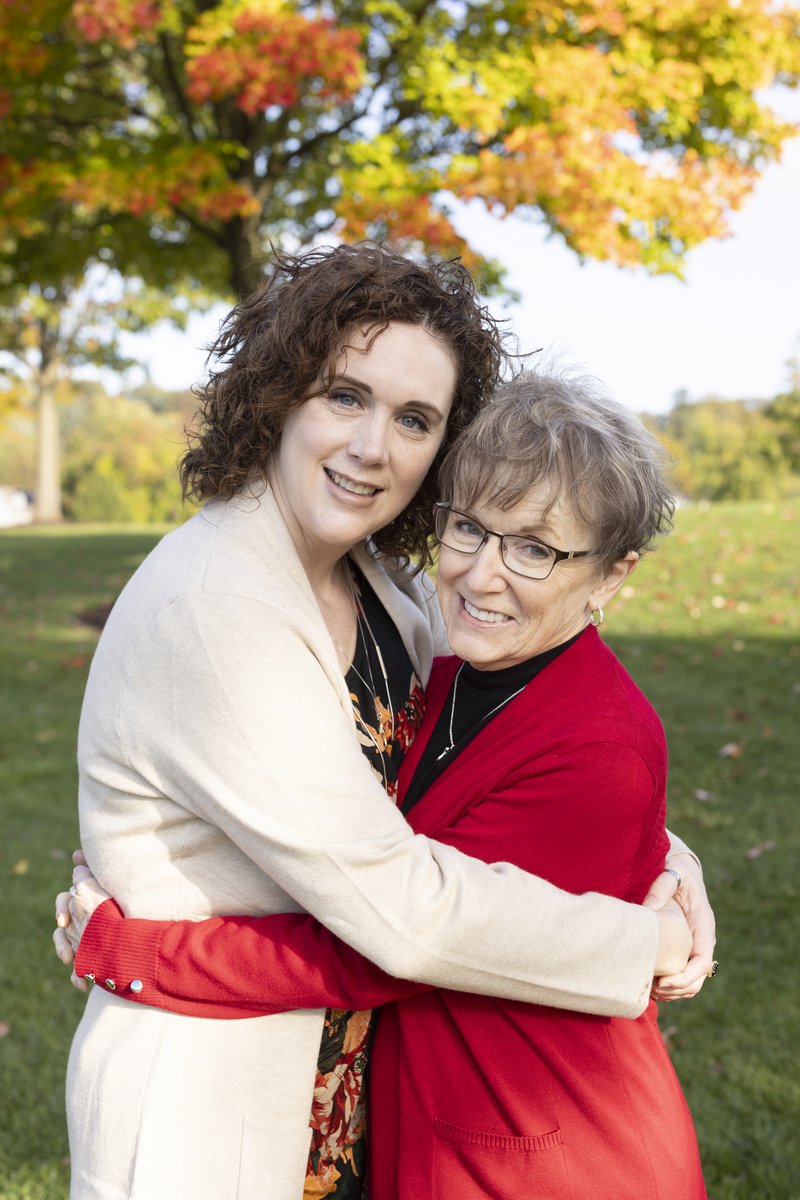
[303,567,425,1200]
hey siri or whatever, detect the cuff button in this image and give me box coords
[130,980,143,994]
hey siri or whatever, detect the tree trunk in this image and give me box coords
[34,361,63,523]
[225,214,270,298]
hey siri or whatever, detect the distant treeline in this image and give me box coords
[0,382,193,523]
[1,381,798,523]
[644,388,800,502]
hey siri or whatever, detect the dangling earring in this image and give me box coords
[589,607,604,627]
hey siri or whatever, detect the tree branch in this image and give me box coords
[156,31,201,143]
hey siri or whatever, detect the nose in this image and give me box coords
[347,411,390,467]
[462,534,507,592]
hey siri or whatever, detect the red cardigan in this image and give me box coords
[77,629,705,1199]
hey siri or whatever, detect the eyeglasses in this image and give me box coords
[434,502,591,581]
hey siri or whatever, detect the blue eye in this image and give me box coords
[452,518,484,540]
[330,390,360,409]
[516,538,552,562]
[399,412,430,433]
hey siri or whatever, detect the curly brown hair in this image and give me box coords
[181,242,509,567]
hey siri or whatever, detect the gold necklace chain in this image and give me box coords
[329,562,395,792]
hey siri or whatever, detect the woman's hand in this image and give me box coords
[643,853,717,1000]
[53,850,112,992]
[651,899,692,978]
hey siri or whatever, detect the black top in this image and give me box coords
[306,563,425,1200]
[402,630,583,815]
[344,565,424,802]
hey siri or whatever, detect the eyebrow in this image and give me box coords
[460,506,555,538]
[333,375,448,423]
[515,522,555,538]
[335,373,374,395]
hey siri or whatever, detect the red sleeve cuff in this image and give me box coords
[74,898,269,1019]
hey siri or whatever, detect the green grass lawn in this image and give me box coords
[0,503,798,1199]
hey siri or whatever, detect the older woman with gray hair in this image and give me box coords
[60,370,708,1199]
[369,369,707,1197]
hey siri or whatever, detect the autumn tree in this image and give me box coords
[2,0,799,301]
[0,0,217,520]
[2,0,799,519]
[61,385,187,523]
[0,248,210,521]
[0,29,215,525]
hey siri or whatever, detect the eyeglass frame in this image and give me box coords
[433,502,592,580]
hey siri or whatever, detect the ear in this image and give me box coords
[588,551,638,611]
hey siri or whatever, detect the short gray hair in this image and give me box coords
[438,369,676,574]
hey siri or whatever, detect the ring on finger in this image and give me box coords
[663,866,682,889]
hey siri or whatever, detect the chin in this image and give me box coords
[449,635,501,668]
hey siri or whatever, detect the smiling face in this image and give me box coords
[436,486,637,670]
[268,322,456,574]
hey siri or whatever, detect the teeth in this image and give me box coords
[464,599,508,624]
[326,469,378,496]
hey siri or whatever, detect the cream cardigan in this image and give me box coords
[68,486,663,1200]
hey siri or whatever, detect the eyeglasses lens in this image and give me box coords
[436,509,556,580]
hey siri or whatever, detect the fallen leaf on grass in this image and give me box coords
[745,841,777,860]
[76,602,113,630]
[0,1022,10,1037]
[719,742,744,759]
[60,655,86,669]
[11,859,29,875]
[725,708,750,722]
[693,789,714,802]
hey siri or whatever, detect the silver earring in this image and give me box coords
[589,607,604,627]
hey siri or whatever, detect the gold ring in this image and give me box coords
[706,960,719,978]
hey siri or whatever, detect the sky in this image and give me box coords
[125,91,800,417]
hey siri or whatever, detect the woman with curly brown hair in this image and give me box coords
[60,243,708,1200]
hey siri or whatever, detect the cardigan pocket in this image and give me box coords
[432,1117,572,1200]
